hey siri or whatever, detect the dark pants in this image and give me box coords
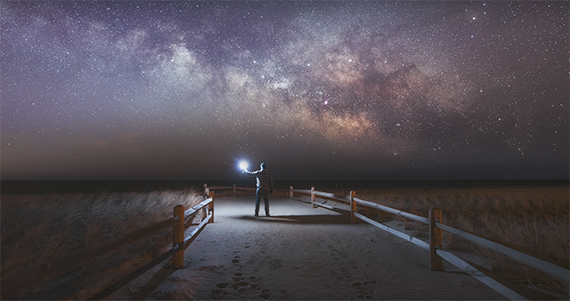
[255,188,269,215]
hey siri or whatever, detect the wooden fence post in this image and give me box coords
[311,187,315,208]
[350,191,357,223]
[208,191,215,224]
[289,186,293,199]
[233,184,236,196]
[429,207,443,271]
[172,205,184,269]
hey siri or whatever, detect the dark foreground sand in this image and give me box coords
[104,196,503,300]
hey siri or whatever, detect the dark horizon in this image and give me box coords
[2,1,568,181]
[2,178,568,195]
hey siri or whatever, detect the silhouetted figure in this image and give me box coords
[243,162,274,217]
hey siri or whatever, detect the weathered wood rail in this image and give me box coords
[1,192,216,299]
[290,186,570,301]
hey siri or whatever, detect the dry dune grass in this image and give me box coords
[1,188,203,299]
[357,186,569,297]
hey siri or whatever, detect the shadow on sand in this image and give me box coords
[128,264,177,300]
[231,214,350,224]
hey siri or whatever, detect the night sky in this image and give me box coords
[1,1,568,181]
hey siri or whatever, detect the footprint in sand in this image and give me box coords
[210,287,230,299]
[278,289,290,300]
[259,288,271,299]
[232,280,249,290]
[212,273,265,298]
[232,272,244,282]
[327,244,344,263]
[249,276,262,290]
[330,270,345,282]
[353,277,377,299]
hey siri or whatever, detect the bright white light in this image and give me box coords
[238,160,249,171]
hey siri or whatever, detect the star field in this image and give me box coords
[1,1,568,180]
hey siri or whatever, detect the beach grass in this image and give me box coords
[1,188,203,299]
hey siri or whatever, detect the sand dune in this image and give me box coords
[101,196,505,300]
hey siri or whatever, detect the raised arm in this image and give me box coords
[244,169,261,175]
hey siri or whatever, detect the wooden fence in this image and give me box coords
[289,186,570,301]
[205,183,256,196]
[1,191,216,300]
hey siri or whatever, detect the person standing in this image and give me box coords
[243,162,273,217]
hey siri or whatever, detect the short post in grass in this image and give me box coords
[233,184,236,196]
[429,207,443,271]
[311,187,315,208]
[173,205,185,268]
[289,186,293,199]
[208,191,215,223]
[350,190,357,224]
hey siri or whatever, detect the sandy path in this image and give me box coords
[107,196,503,300]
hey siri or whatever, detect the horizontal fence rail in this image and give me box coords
[353,197,429,225]
[292,188,428,224]
[290,186,569,300]
[435,222,569,282]
[312,200,349,212]
[295,189,351,203]
[185,198,213,220]
[184,212,213,249]
[292,192,350,212]
[353,212,429,250]
[435,249,526,300]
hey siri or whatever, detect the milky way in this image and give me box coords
[1,1,568,180]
